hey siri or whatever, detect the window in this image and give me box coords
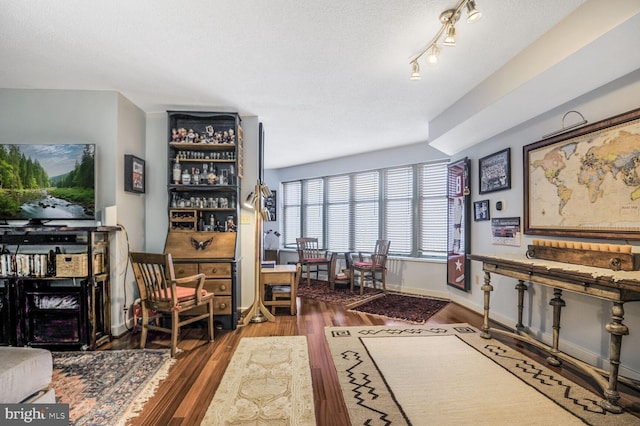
[282,160,449,258]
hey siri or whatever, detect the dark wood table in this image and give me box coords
[469,253,640,414]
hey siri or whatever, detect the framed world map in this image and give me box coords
[524,107,640,240]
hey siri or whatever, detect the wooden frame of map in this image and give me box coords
[524,107,640,240]
[479,148,511,194]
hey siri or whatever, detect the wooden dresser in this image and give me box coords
[164,231,239,330]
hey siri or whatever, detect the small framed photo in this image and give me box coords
[474,199,490,221]
[479,148,511,194]
[124,154,145,194]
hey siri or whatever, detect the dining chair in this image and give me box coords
[328,252,352,291]
[296,237,331,286]
[350,240,391,295]
[270,263,302,315]
[130,251,215,357]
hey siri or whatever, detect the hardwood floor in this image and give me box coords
[103,297,640,425]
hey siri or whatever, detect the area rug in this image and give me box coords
[349,292,450,323]
[201,336,316,425]
[325,324,639,425]
[52,349,174,426]
[296,278,384,309]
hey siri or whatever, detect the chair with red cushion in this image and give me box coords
[296,237,331,286]
[130,251,214,357]
[350,240,390,295]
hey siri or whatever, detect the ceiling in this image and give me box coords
[1,1,639,169]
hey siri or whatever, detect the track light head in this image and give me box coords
[443,24,457,46]
[466,0,482,23]
[410,61,421,80]
[427,45,440,65]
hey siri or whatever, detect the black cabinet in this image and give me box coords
[0,227,113,349]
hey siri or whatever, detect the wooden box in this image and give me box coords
[56,254,89,277]
[526,245,640,271]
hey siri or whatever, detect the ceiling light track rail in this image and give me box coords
[409,0,482,80]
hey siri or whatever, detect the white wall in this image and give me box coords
[0,88,147,336]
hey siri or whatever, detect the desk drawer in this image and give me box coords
[174,263,198,278]
[189,296,231,316]
[205,279,232,296]
[199,263,231,278]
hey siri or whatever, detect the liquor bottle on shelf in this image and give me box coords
[181,168,191,185]
[193,167,201,185]
[173,158,182,184]
[198,212,205,231]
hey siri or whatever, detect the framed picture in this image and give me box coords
[479,148,511,194]
[124,154,145,193]
[524,107,640,239]
[264,190,277,221]
[446,158,471,292]
[473,199,490,221]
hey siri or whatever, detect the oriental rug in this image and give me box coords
[296,278,384,309]
[349,292,450,323]
[201,336,316,425]
[325,324,639,426]
[52,349,174,426]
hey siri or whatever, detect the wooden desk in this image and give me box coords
[469,253,640,414]
[260,265,298,315]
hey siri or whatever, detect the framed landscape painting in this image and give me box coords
[524,107,640,239]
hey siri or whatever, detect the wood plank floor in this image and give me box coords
[103,297,640,425]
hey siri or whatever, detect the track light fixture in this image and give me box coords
[408,0,482,80]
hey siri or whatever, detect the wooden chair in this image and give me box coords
[328,252,352,291]
[296,237,331,286]
[270,263,302,315]
[130,252,215,357]
[350,240,390,295]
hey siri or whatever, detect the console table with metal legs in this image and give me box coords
[469,253,640,414]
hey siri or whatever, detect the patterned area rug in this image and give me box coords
[202,336,316,425]
[296,279,384,309]
[349,292,450,323]
[325,324,640,425]
[52,350,174,425]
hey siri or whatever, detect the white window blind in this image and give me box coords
[326,175,350,252]
[418,162,448,256]
[303,178,324,247]
[352,171,379,252]
[282,181,301,248]
[384,166,413,255]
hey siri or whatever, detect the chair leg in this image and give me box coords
[306,265,312,286]
[360,271,365,295]
[208,299,215,343]
[171,310,179,358]
[350,270,355,293]
[140,303,149,350]
[381,270,387,293]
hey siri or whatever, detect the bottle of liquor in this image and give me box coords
[193,167,201,185]
[181,168,191,185]
[198,212,205,231]
[173,158,182,184]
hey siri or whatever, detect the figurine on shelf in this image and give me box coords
[223,131,229,143]
[205,125,215,143]
[178,128,187,142]
[187,129,196,143]
[226,216,237,232]
[215,131,223,144]
[171,128,179,142]
[228,129,235,143]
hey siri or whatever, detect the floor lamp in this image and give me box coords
[241,181,275,324]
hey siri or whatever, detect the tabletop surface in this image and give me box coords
[261,264,297,273]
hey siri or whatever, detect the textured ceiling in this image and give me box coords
[3,0,638,169]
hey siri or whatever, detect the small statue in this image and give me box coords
[223,131,229,143]
[171,128,179,142]
[187,129,196,143]
[228,129,235,143]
